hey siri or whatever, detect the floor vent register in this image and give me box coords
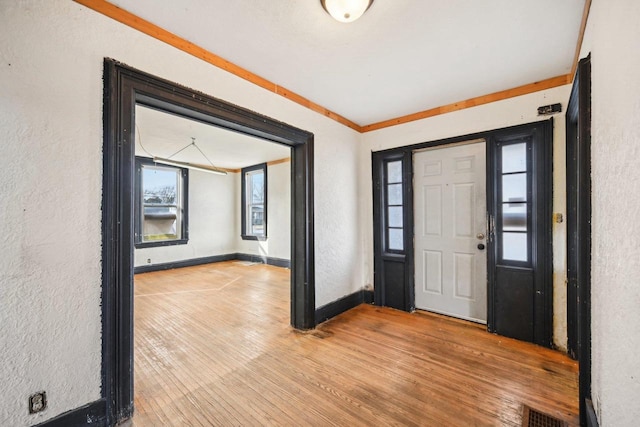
[522,405,569,427]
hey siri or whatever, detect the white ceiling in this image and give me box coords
[113,0,585,126]
[135,105,291,169]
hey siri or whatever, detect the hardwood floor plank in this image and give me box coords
[132,261,578,426]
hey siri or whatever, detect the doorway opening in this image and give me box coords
[131,105,294,423]
[102,60,314,425]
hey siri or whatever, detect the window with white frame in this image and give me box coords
[241,163,267,240]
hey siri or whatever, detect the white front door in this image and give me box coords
[413,141,487,323]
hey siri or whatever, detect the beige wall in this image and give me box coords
[235,161,292,262]
[134,168,238,267]
[3,1,639,426]
[578,1,640,425]
[135,161,291,267]
[0,1,362,425]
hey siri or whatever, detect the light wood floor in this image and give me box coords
[132,261,578,426]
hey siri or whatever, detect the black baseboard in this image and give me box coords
[363,289,374,304]
[134,253,237,274]
[134,253,290,274]
[315,289,373,325]
[586,399,599,427]
[235,253,291,269]
[35,399,106,427]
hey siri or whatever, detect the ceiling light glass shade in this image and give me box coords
[321,0,373,23]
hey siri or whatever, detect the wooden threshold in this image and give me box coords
[132,261,578,426]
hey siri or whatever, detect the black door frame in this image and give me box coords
[102,59,315,425]
[566,54,592,426]
[372,151,414,310]
[372,120,553,346]
[487,122,554,346]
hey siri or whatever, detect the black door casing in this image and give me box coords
[102,60,315,426]
[566,54,592,427]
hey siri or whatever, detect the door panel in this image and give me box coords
[423,250,442,294]
[494,267,534,343]
[488,121,553,347]
[414,142,487,323]
[454,183,475,237]
[454,253,475,300]
[423,186,442,236]
[383,260,407,309]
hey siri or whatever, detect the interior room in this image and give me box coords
[133,104,292,270]
[132,106,293,424]
[1,1,638,426]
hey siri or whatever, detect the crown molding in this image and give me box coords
[75,0,577,134]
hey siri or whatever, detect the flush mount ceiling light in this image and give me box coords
[321,0,374,23]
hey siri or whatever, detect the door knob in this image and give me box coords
[477,243,485,250]
[476,233,485,240]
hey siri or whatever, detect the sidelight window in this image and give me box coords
[385,159,404,252]
[498,141,530,263]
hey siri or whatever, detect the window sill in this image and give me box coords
[135,238,189,249]
[143,213,177,220]
[241,235,267,241]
